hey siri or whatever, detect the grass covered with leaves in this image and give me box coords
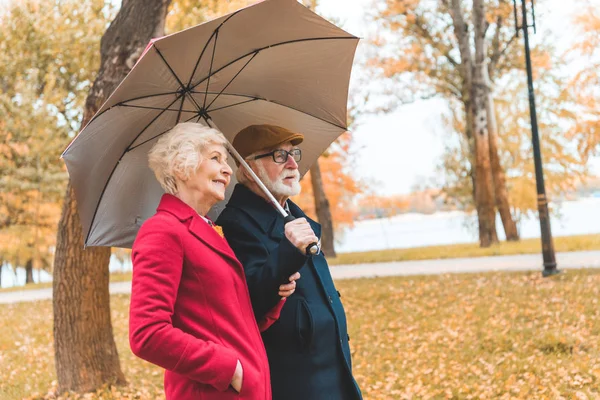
[1,269,599,399]
[328,233,600,265]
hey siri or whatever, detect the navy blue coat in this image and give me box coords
[217,184,362,400]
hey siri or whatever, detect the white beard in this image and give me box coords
[255,163,301,197]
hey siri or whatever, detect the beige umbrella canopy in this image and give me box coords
[62,0,359,248]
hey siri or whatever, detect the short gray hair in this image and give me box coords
[148,122,227,195]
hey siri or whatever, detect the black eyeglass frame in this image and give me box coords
[253,148,302,164]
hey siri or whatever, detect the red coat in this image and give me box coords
[129,194,282,400]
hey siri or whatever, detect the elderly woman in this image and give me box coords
[129,122,299,400]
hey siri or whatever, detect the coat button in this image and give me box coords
[347,334,350,342]
[337,290,341,298]
[328,295,333,303]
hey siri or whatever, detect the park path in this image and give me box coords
[1,250,599,305]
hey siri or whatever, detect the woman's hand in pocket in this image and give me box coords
[231,360,243,393]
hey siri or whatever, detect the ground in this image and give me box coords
[1,269,599,399]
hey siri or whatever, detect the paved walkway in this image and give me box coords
[1,251,599,304]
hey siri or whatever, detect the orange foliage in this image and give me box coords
[356,194,411,219]
[292,133,364,231]
[566,4,600,160]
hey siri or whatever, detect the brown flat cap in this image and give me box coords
[232,124,304,160]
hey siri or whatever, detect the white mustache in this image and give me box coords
[280,171,300,180]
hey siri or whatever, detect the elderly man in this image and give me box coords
[216,124,362,400]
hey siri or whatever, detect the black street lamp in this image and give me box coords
[512,0,560,277]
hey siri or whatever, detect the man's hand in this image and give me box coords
[284,218,318,254]
[231,360,243,393]
[279,272,301,298]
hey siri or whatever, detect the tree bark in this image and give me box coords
[486,85,520,241]
[450,0,498,247]
[485,16,520,241]
[310,160,336,257]
[25,258,34,284]
[471,0,499,247]
[450,0,477,208]
[52,0,172,394]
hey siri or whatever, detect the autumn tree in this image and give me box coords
[567,3,600,160]
[0,0,108,281]
[167,0,253,32]
[441,39,587,222]
[52,0,171,393]
[369,0,586,245]
[451,0,499,246]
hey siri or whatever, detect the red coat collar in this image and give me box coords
[156,193,237,264]
[157,193,202,221]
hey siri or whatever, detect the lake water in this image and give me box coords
[335,197,600,253]
[3,197,599,288]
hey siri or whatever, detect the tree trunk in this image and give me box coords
[450,0,497,247]
[52,0,171,394]
[485,76,520,241]
[471,0,498,247]
[25,258,34,284]
[465,100,478,206]
[310,160,336,257]
[53,184,120,392]
[451,0,477,212]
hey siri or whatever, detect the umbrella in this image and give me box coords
[62,0,359,248]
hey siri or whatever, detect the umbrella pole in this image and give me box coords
[205,118,318,255]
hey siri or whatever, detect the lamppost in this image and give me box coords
[512,0,560,277]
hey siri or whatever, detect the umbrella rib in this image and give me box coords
[186,10,241,88]
[205,52,258,110]
[190,36,356,92]
[205,95,347,130]
[119,104,197,113]
[114,92,182,107]
[190,90,255,97]
[176,95,186,123]
[154,44,205,113]
[153,46,187,91]
[202,29,219,110]
[84,94,184,245]
[206,98,259,112]
[127,112,202,152]
[82,91,181,129]
[192,91,347,130]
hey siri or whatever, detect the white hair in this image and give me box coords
[148,122,227,195]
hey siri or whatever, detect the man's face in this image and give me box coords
[253,141,301,198]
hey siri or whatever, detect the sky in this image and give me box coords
[317,0,600,196]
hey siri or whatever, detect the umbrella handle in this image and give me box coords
[284,214,319,256]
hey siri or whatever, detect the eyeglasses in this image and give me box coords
[253,148,302,164]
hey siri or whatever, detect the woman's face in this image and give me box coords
[182,143,232,205]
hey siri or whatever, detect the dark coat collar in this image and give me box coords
[225,184,322,240]
[157,194,238,263]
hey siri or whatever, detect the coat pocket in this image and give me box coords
[295,299,314,352]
